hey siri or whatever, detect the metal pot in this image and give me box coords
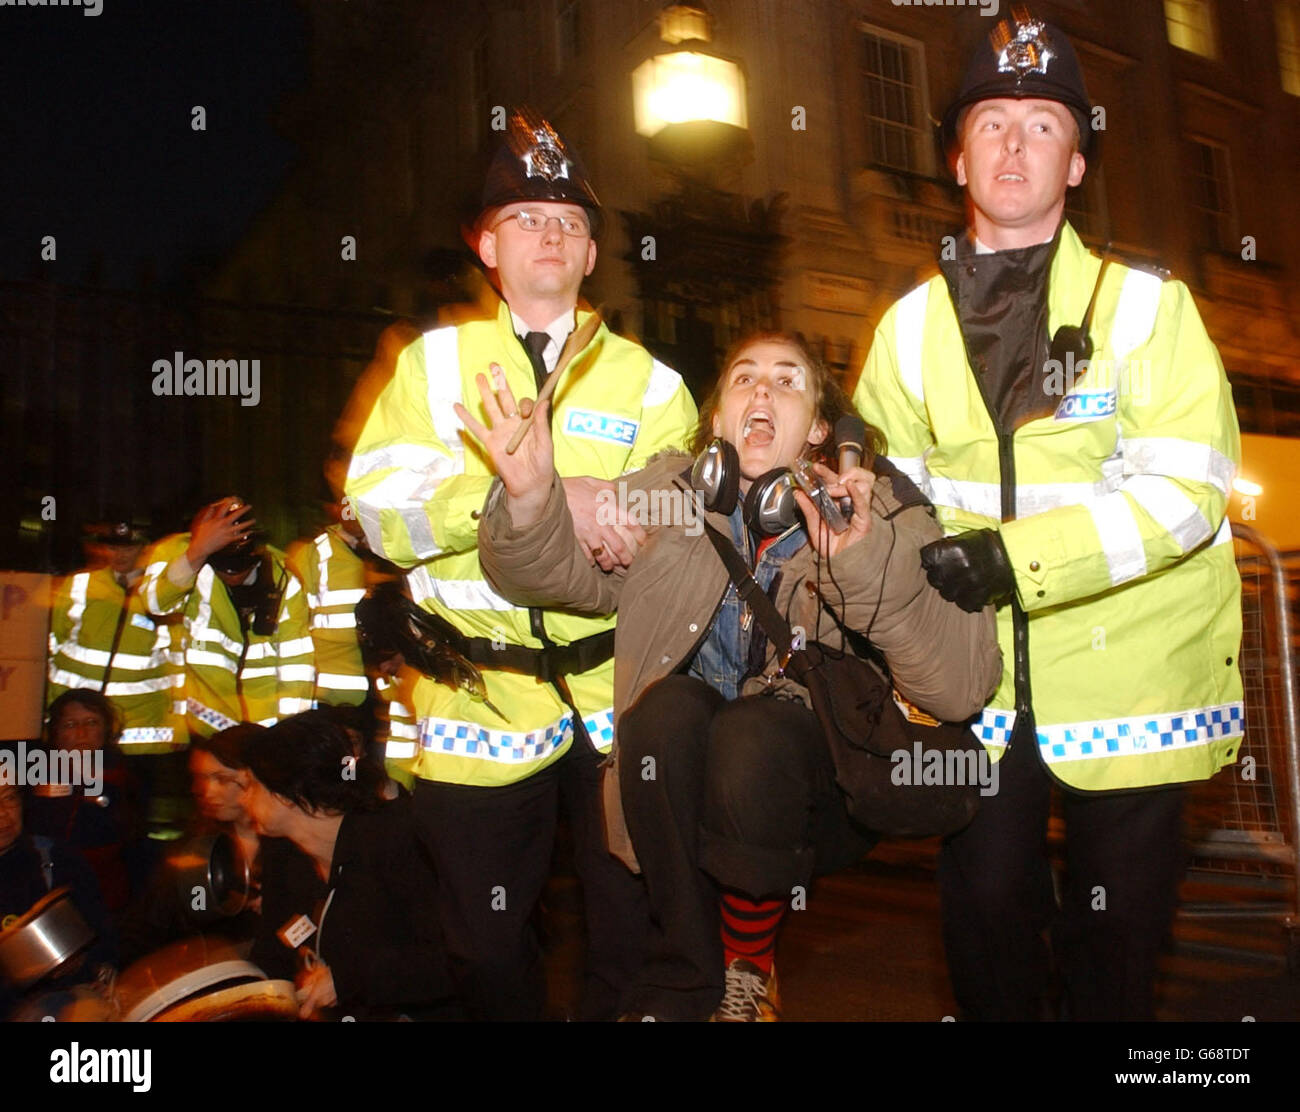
[167,831,249,920]
[0,887,96,989]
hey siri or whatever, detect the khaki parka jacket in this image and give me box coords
[478,453,1001,868]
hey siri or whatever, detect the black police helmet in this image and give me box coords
[942,5,1094,157]
[480,106,603,238]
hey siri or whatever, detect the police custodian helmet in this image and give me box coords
[480,106,603,235]
[941,4,1094,155]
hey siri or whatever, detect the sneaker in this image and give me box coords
[709,958,781,1022]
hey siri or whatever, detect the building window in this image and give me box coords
[1187,137,1236,252]
[1164,0,1217,59]
[1278,0,1300,96]
[556,0,581,72]
[860,26,932,175]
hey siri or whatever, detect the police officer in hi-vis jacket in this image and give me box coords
[854,8,1242,1020]
[344,108,697,1020]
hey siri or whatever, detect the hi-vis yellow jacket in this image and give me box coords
[140,536,316,737]
[854,223,1243,791]
[288,525,370,708]
[345,302,697,787]
[47,567,185,753]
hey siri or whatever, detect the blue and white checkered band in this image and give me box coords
[994,10,1054,79]
[523,132,570,182]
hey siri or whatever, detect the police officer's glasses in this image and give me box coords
[492,209,590,237]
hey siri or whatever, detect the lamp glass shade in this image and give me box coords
[632,51,747,137]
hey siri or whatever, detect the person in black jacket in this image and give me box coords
[1,781,117,1018]
[241,710,456,1019]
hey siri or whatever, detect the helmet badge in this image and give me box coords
[522,127,571,183]
[992,5,1054,81]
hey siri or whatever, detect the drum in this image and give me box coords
[0,887,95,990]
[114,937,296,1022]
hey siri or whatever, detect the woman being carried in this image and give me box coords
[463,331,1001,1021]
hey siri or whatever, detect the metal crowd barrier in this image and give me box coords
[1178,523,1300,973]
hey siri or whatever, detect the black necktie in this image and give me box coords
[521,331,550,391]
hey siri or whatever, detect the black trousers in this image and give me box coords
[938,718,1185,1021]
[411,734,648,1021]
[618,674,874,1020]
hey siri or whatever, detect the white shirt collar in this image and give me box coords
[973,232,1056,255]
[510,308,575,375]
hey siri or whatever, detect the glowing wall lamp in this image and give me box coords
[632,4,749,164]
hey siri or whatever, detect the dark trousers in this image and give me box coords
[938,719,1185,1021]
[411,735,648,1021]
[619,674,873,1020]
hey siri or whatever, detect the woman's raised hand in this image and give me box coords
[794,462,875,560]
[455,364,555,527]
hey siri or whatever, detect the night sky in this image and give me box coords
[0,0,306,288]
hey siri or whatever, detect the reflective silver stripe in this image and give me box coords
[316,672,369,691]
[424,325,468,459]
[355,326,468,562]
[101,676,174,696]
[369,466,447,561]
[644,357,684,408]
[66,572,90,643]
[316,588,365,607]
[928,473,1134,519]
[54,641,160,671]
[385,740,418,759]
[1211,516,1232,546]
[143,558,172,614]
[187,648,239,673]
[1125,475,1213,553]
[277,636,315,658]
[1016,477,1125,516]
[893,283,930,403]
[929,475,1001,519]
[1124,437,1235,496]
[278,697,313,715]
[277,664,316,683]
[314,533,332,597]
[1108,267,1163,362]
[1088,494,1147,585]
[348,442,457,483]
[239,666,278,680]
[311,612,358,629]
[1037,701,1243,762]
[884,454,934,499]
[51,665,155,692]
[407,564,520,613]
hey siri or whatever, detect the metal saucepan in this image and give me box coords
[167,831,249,920]
[0,887,96,990]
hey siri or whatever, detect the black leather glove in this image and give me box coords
[919,529,1015,613]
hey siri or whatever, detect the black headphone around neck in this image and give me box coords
[689,439,801,537]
